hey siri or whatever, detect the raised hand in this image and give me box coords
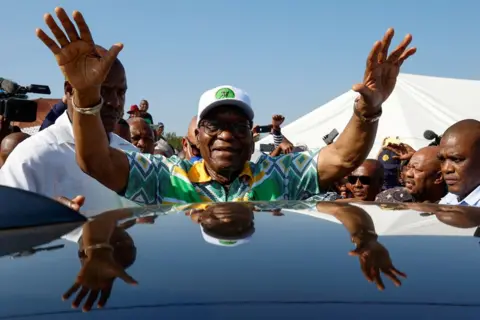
[272,114,285,129]
[384,142,416,160]
[36,7,123,95]
[353,28,416,111]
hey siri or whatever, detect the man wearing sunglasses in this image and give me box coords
[39,9,415,204]
[346,160,384,201]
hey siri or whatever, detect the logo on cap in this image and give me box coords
[382,154,389,162]
[215,88,235,99]
[219,240,237,245]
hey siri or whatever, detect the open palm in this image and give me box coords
[353,28,417,109]
[36,7,123,91]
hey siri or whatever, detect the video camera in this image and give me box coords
[0,78,51,122]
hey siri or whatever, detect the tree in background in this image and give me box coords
[164,132,183,151]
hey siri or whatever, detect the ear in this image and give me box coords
[64,81,73,96]
[195,129,200,146]
[182,137,188,149]
[433,170,444,185]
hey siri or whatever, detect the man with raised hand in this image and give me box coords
[36,7,416,204]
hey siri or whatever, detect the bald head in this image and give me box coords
[182,116,200,161]
[0,132,29,167]
[187,116,197,141]
[362,159,385,180]
[444,119,480,137]
[412,146,441,167]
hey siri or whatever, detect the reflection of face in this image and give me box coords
[130,122,155,154]
[347,164,382,201]
[438,134,480,198]
[99,62,127,133]
[196,106,253,177]
[191,203,254,238]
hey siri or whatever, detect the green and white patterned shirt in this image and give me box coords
[122,148,336,205]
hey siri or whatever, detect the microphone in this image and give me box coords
[0,79,19,95]
[423,130,439,141]
[423,129,442,146]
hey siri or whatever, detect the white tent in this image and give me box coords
[290,203,478,237]
[256,73,480,158]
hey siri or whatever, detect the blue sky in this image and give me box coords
[1,0,478,134]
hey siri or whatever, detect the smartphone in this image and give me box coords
[255,125,272,133]
[322,128,339,145]
[1,98,37,122]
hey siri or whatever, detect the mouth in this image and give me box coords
[444,178,458,185]
[211,147,239,153]
[404,180,414,189]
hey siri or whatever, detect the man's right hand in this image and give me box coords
[36,7,123,106]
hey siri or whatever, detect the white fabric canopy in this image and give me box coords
[256,73,480,158]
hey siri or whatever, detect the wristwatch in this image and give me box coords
[351,229,378,246]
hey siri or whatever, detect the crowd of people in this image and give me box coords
[0,7,479,212]
[1,6,480,312]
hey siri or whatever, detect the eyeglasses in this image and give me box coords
[347,175,371,185]
[199,120,251,138]
[186,139,200,156]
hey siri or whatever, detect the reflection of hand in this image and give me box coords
[136,215,156,224]
[55,195,85,211]
[350,240,406,290]
[63,249,137,312]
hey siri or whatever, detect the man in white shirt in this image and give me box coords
[438,119,480,206]
[0,51,139,216]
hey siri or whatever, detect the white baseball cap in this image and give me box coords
[200,226,252,247]
[197,85,254,125]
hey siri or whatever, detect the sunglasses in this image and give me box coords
[347,175,371,185]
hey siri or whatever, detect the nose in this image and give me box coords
[405,167,414,178]
[137,139,146,149]
[442,160,454,174]
[102,90,122,115]
[354,178,362,188]
[217,128,235,141]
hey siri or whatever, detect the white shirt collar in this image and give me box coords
[440,184,480,206]
[54,112,134,150]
